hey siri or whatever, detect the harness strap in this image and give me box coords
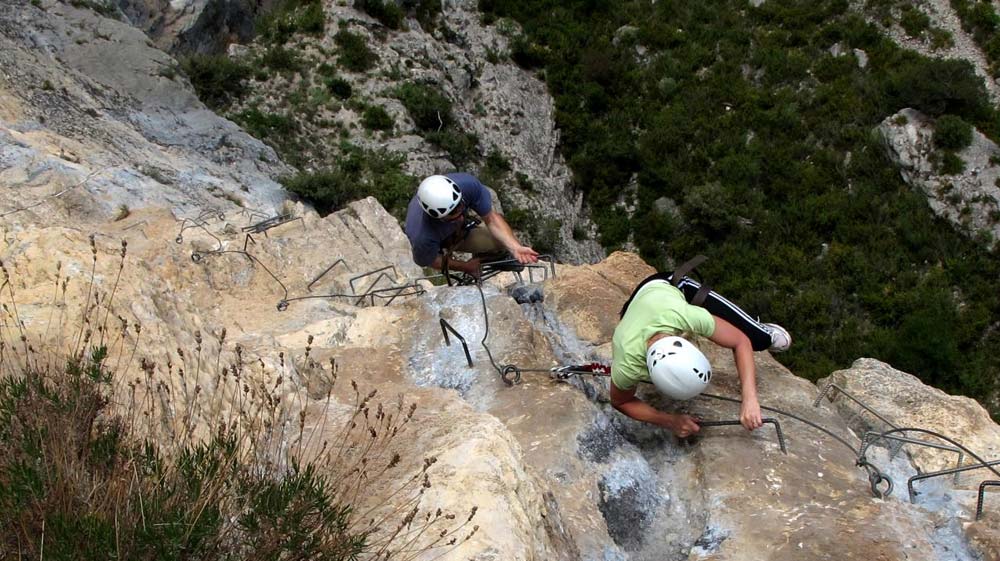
[441,247,454,286]
[691,283,713,307]
[671,255,708,287]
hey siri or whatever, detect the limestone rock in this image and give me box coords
[966,512,1000,561]
[818,358,1000,474]
[0,0,290,228]
[880,110,1000,249]
[116,0,275,55]
[543,251,655,345]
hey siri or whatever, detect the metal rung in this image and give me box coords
[440,318,473,367]
[977,481,999,521]
[308,258,349,291]
[695,418,787,454]
[350,266,399,295]
[908,459,1000,504]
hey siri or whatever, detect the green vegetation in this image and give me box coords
[259,45,303,73]
[256,0,326,44]
[232,108,298,146]
[934,114,974,150]
[395,81,482,164]
[900,5,931,38]
[480,0,1000,416]
[335,29,379,72]
[283,144,413,217]
[180,55,253,111]
[952,0,1000,75]
[357,0,405,29]
[395,81,454,131]
[0,243,474,560]
[316,62,354,99]
[362,104,395,131]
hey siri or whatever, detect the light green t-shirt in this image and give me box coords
[611,281,716,390]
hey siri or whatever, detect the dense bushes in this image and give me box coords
[934,114,974,150]
[335,29,379,72]
[481,0,1000,416]
[395,81,455,131]
[283,145,414,217]
[180,55,252,111]
[396,82,482,165]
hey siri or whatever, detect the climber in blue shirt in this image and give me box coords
[404,173,539,277]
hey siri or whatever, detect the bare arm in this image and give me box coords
[480,211,540,264]
[610,381,701,437]
[708,316,762,430]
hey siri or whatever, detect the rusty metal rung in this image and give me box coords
[440,318,473,367]
[696,418,787,454]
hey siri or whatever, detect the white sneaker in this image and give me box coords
[763,323,791,352]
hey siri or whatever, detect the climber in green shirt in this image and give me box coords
[610,271,791,438]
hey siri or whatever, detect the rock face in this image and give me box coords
[4,1,1000,559]
[116,0,275,55]
[0,0,290,230]
[5,190,1000,559]
[818,358,1000,473]
[227,0,605,264]
[879,108,1000,248]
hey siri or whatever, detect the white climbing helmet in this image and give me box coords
[646,336,712,400]
[417,175,463,219]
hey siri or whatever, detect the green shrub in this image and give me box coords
[395,82,454,131]
[322,75,353,99]
[934,114,974,150]
[939,151,966,175]
[232,108,298,144]
[335,29,379,72]
[259,45,302,72]
[256,0,325,44]
[480,149,511,187]
[929,27,955,49]
[884,55,989,118]
[509,36,548,68]
[283,169,359,214]
[356,0,404,29]
[362,104,394,131]
[899,6,930,38]
[425,129,480,167]
[283,146,415,217]
[0,242,474,560]
[179,55,252,111]
[515,172,535,191]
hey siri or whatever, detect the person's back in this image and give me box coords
[404,173,492,267]
[612,281,715,391]
[403,173,539,276]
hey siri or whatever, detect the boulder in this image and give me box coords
[818,358,1000,474]
[880,108,1000,249]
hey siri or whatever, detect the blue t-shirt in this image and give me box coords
[404,173,493,266]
